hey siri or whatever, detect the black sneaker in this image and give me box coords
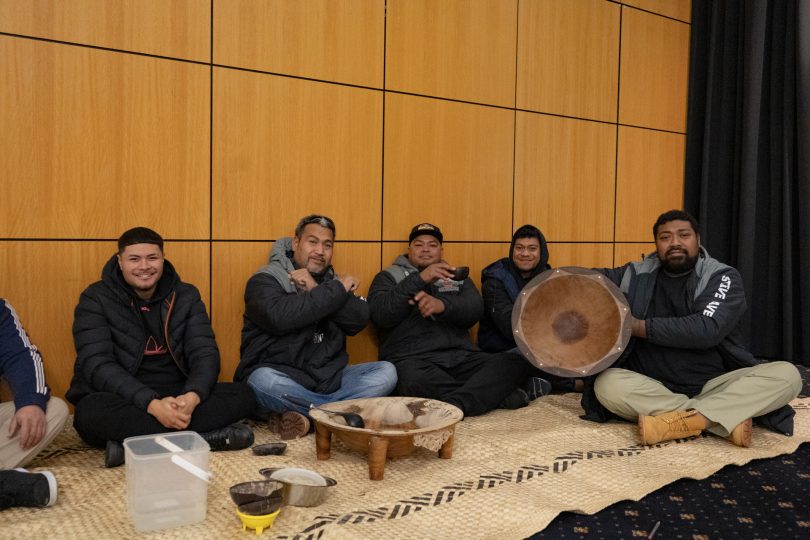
[105,440,125,468]
[200,423,254,451]
[0,469,57,510]
[524,377,553,401]
[498,388,530,410]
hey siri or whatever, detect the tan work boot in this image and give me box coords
[267,411,311,440]
[727,418,752,447]
[638,409,705,445]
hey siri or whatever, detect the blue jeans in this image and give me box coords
[247,362,398,416]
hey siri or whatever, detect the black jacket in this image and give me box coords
[478,256,550,353]
[67,255,220,410]
[581,248,794,434]
[235,238,369,394]
[368,255,482,362]
[478,228,550,352]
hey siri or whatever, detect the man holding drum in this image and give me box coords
[368,223,540,417]
[584,210,801,447]
[478,224,582,393]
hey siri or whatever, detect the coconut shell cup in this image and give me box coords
[228,480,285,507]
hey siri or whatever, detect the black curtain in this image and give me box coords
[684,0,810,365]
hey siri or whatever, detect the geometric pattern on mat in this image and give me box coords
[1,394,808,539]
[279,439,699,539]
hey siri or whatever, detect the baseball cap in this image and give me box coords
[408,223,443,243]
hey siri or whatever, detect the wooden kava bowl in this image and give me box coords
[309,397,463,480]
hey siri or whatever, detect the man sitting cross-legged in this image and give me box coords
[68,227,257,467]
[236,215,397,439]
[583,210,802,447]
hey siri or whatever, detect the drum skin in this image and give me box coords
[511,267,632,378]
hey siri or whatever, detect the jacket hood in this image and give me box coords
[492,227,550,285]
[257,237,335,292]
[101,253,179,303]
[621,246,729,301]
[393,254,419,272]
[268,237,297,271]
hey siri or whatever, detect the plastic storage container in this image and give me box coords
[124,431,210,532]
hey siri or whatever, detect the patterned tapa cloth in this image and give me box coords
[1,393,808,539]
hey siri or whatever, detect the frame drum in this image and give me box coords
[511,267,632,378]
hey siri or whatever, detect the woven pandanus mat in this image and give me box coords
[2,394,808,539]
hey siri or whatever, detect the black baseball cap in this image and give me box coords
[409,223,443,244]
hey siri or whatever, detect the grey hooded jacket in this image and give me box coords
[368,255,483,362]
[580,248,794,434]
[235,238,369,393]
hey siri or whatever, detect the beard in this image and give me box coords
[660,249,699,274]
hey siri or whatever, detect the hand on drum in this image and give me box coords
[630,316,647,338]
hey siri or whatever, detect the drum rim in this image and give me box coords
[511,266,632,378]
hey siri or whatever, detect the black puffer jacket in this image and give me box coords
[67,255,220,410]
[235,238,369,393]
[369,255,483,362]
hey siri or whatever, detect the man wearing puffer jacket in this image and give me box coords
[236,215,397,440]
[68,227,256,467]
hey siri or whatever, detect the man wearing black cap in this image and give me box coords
[368,223,541,417]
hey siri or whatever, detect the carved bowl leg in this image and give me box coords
[439,429,455,459]
[316,423,332,460]
[367,435,390,481]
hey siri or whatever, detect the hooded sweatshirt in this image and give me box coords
[478,230,551,352]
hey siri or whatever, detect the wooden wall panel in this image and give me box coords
[0,241,209,401]
[0,38,210,239]
[619,7,690,132]
[386,0,517,107]
[210,242,265,380]
[517,0,620,122]
[547,243,614,268]
[383,94,513,242]
[0,0,210,61]
[621,0,691,23]
[214,0,384,88]
[514,113,616,242]
[1,2,692,401]
[615,126,685,242]
[211,241,381,380]
[614,243,656,267]
[212,69,382,241]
